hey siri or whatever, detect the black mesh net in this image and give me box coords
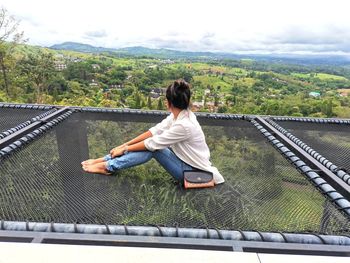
[275,121,350,173]
[0,112,349,235]
[0,108,47,133]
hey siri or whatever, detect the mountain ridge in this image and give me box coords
[49,42,350,65]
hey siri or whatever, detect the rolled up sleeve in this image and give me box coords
[149,114,173,136]
[145,123,190,151]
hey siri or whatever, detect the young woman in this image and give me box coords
[82,79,224,185]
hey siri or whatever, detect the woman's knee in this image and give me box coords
[152,148,174,160]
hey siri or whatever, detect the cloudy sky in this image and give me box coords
[2,0,350,55]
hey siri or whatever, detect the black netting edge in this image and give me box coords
[265,118,350,186]
[1,221,349,246]
[272,116,350,125]
[0,103,54,111]
[0,108,58,140]
[75,106,244,120]
[0,111,73,160]
[251,120,350,218]
[2,102,350,123]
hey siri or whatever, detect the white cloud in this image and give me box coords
[84,30,108,39]
[1,0,350,55]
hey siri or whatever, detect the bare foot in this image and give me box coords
[81,157,105,166]
[82,162,111,175]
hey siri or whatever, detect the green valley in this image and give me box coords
[1,43,350,118]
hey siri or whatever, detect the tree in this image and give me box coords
[322,99,333,118]
[0,7,25,99]
[64,61,92,82]
[18,51,57,103]
[147,95,152,109]
[214,92,219,107]
[107,68,127,84]
[157,98,164,110]
[232,83,239,95]
[217,105,228,113]
[141,99,146,108]
[134,91,141,109]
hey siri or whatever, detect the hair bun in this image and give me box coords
[166,79,191,110]
[175,79,189,92]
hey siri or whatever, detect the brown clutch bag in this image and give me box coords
[183,170,215,189]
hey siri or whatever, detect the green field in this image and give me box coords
[192,75,232,92]
[292,72,348,81]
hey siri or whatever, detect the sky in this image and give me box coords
[1,0,350,55]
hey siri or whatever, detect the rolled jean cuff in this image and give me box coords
[104,154,112,161]
[105,160,114,172]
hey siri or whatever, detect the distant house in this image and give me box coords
[70,57,83,63]
[161,59,174,64]
[151,88,166,95]
[150,91,160,99]
[191,101,204,111]
[55,54,64,59]
[92,64,100,70]
[89,79,98,87]
[272,77,288,84]
[337,89,350,97]
[54,62,67,71]
[110,84,123,89]
[206,101,215,107]
[309,91,321,98]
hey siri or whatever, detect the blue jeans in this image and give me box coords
[103,148,195,181]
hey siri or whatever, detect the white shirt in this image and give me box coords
[144,110,225,185]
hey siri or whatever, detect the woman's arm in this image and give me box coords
[110,114,172,157]
[110,131,152,157]
[144,123,190,152]
[110,140,147,158]
[125,130,152,146]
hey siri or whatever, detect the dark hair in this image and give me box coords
[166,79,191,110]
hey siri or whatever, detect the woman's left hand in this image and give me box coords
[110,146,125,158]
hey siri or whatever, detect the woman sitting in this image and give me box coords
[82,79,224,185]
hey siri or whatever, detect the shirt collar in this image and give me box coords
[175,109,190,121]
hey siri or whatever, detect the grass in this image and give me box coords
[316,73,348,81]
[256,183,325,232]
[304,131,350,148]
[188,63,249,77]
[192,75,232,92]
[292,72,348,81]
[226,67,249,76]
[188,63,224,72]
